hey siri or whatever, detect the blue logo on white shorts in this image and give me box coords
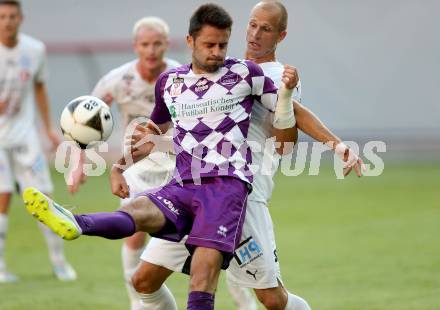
[233,236,263,267]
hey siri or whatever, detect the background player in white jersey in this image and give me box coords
[68,16,179,310]
[129,1,363,310]
[0,0,76,282]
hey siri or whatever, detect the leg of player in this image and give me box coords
[22,188,166,241]
[284,291,311,310]
[226,200,311,310]
[38,221,77,281]
[254,284,311,310]
[131,261,177,310]
[226,276,258,310]
[122,232,147,310]
[0,192,18,283]
[37,191,77,281]
[255,285,286,310]
[187,247,223,309]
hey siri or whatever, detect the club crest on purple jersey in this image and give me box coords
[219,71,242,94]
[170,77,185,97]
[220,73,239,86]
[190,77,214,99]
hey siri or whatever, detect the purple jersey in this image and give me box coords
[151,58,278,184]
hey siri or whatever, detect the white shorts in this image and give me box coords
[0,130,53,194]
[120,153,174,206]
[140,200,281,289]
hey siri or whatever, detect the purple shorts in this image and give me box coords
[139,176,249,269]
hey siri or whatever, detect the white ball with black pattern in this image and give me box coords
[60,96,113,149]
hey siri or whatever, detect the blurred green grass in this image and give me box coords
[1,162,439,309]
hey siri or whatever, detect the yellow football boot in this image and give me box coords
[22,187,82,240]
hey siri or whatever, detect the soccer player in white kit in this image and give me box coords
[0,0,76,282]
[130,1,363,310]
[69,17,179,309]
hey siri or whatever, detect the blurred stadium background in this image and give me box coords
[1,0,439,309]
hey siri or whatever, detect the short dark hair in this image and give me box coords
[0,0,21,9]
[188,3,233,37]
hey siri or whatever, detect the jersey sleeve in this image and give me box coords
[246,60,278,112]
[34,45,48,83]
[150,72,172,124]
[92,72,116,102]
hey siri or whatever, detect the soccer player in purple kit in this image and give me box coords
[127,2,363,310]
[22,4,301,309]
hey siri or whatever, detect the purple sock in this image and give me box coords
[187,291,215,310]
[74,211,136,239]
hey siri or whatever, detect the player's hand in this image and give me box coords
[46,127,61,151]
[334,142,366,177]
[0,100,8,115]
[281,64,299,90]
[126,124,156,161]
[67,161,87,194]
[110,166,130,199]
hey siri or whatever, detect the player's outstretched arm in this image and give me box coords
[66,150,87,194]
[294,102,340,145]
[294,103,365,176]
[0,100,8,114]
[34,81,60,150]
[272,125,298,155]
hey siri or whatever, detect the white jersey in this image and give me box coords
[0,33,47,147]
[92,58,180,127]
[93,58,180,192]
[247,61,302,203]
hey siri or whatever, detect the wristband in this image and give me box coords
[273,83,296,129]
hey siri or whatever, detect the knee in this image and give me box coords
[119,197,165,232]
[189,263,216,291]
[189,270,212,292]
[255,288,287,310]
[125,232,147,249]
[132,267,161,294]
[132,262,170,294]
[119,196,147,216]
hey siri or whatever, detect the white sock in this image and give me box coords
[122,244,144,310]
[38,222,66,267]
[138,285,178,310]
[285,292,311,310]
[122,243,143,275]
[226,277,257,310]
[0,214,8,272]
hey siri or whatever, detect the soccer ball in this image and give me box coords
[60,96,113,149]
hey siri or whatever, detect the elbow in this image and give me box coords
[272,126,298,155]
